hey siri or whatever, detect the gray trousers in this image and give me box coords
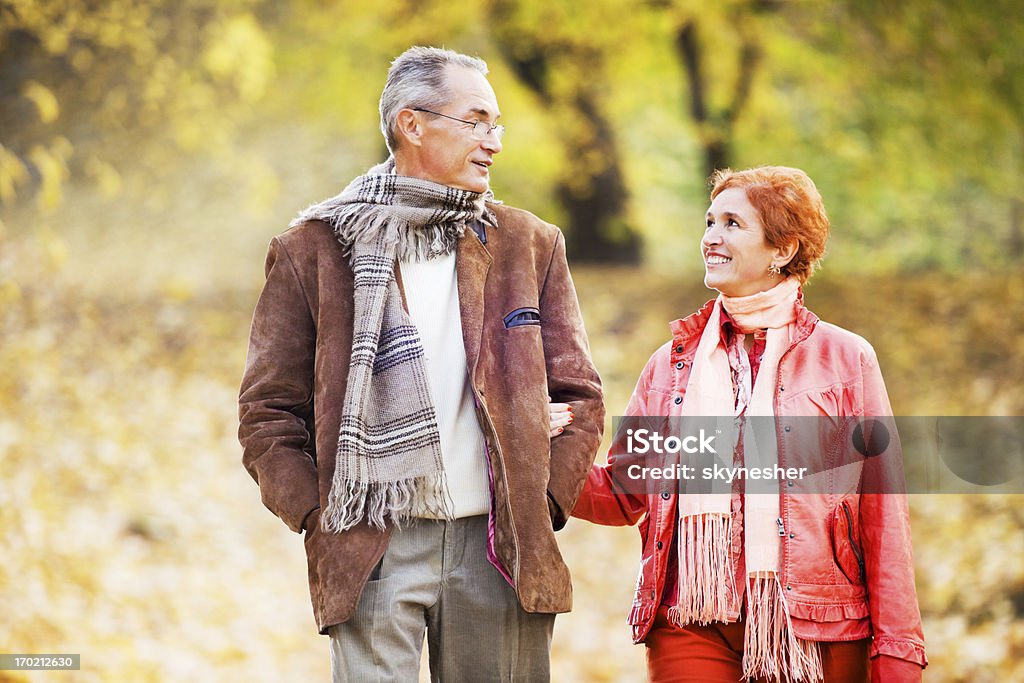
[328,515,555,683]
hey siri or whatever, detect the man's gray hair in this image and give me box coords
[380,46,488,153]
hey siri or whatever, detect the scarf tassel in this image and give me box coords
[321,472,454,533]
[742,571,823,683]
[669,512,738,627]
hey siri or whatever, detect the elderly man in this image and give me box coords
[238,46,604,681]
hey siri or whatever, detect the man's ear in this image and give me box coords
[394,109,423,148]
[774,240,799,269]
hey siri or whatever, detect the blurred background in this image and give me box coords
[1,0,1022,681]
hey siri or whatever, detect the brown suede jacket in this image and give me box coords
[238,203,604,633]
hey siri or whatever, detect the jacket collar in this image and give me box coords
[470,202,499,244]
[669,289,819,363]
[455,210,497,380]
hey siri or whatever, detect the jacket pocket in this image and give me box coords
[632,555,653,607]
[367,555,384,582]
[831,499,866,585]
[503,306,541,328]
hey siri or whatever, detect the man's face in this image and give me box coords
[407,66,502,193]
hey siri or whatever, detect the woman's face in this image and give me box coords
[702,187,789,297]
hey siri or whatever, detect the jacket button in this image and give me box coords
[789,532,795,539]
[788,480,795,487]
[784,425,791,432]
[661,492,671,500]
[673,396,682,405]
[656,541,663,550]
[675,345,684,354]
[675,361,684,370]
[786,585,792,591]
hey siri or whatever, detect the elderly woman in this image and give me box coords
[567,167,926,682]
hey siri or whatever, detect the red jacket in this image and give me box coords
[573,298,927,678]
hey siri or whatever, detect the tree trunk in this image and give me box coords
[490,3,641,263]
[556,92,641,263]
[672,13,762,182]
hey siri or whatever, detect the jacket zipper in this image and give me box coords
[842,501,867,583]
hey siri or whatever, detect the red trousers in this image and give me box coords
[645,606,870,683]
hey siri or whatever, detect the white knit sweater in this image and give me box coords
[399,252,490,518]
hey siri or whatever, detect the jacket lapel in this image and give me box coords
[456,230,492,378]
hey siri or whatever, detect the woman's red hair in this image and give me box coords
[710,166,829,284]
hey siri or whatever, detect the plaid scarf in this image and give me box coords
[291,158,494,532]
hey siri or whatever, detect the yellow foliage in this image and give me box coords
[21,80,60,123]
[85,156,123,198]
[0,280,20,306]
[26,138,73,211]
[159,276,196,303]
[35,225,69,270]
[70,46,95,72]
[0,145,30,206]
[202,13,274,103]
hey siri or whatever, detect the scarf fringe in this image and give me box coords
[669,513,738,626]
[742,572,823,683]
[297,199,466,263]
[321,472,454,533]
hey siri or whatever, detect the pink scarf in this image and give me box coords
[670,278,822,682]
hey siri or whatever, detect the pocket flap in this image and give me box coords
[831,499,866,584]
[503,307,541,328]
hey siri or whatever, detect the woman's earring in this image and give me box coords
[768,264,782,278]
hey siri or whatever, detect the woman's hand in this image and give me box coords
[549,401,573,437]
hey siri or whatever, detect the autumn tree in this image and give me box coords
[637,0,780,182]
[780,0,1024,260]
[489,0,642,263]
[0,0,275,213]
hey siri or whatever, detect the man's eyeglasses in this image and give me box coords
[413,108,505,141]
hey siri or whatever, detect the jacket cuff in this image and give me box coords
[871,636,928,668]
[251,449,321,533]
[547,491,567,531]
[300,506,321,533]
[871,654,924,682]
